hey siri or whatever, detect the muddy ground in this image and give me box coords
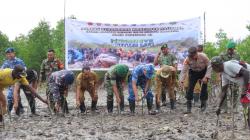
[0,87,250,140]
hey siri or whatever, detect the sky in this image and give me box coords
[0,0,249,42]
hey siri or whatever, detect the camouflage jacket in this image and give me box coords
[39,58,64,82]
[220,52,240,62]
[157,53,177,67]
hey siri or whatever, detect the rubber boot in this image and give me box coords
[147,99,156,115]
[91,101,97,111]
[0,115,3,127]
[63,100,69,114]
[161,93,167,106]
[184,100,192,114]
[200,100,207,112]
[79,102,86,113]
[170,99,176,110]
[129,101,135,114]
[19,101,25,114]
[107,100,113,113]
[7,101,13,112]
[120,96,124,112]
[193,93,199,106]
[248,108,250,129]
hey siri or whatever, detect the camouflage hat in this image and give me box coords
[144,64,154,79]
[211,56,223,66]
[160,65,172,78]
[161,44,168,50]
[188,47,197,57]
[226,41,236,49]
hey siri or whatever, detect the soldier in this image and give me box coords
[0,65,47,126]
[180,47,211,113]
[76,66,98,113]
[104,64,129,113]
[1,47,26,114]
[47,70,74,114]
[155,65,177,111]
[128,64,155,115]
[211,56,250,129]
[13,69,39,116]
[39,49,64,83]
[219,41,241,112]
[154,44,177,106]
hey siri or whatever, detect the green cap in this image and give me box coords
[161,44,168,50]
[226,41,236,49]
[211,56,223,66]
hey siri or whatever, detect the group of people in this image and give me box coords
[0,41,249,129]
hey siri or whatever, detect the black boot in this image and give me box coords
[147,99,156,115]
[193,93,199,106]
[120,96,124,112]
[63,100,69,114]
[19,101,25,114]
[161,93,167,106]
[184,100,192,114]
[170,99,176,110]
[0,115,3,127]
[247,108,250,129]
[201,100,207,112]
[129,101,135,114]
[91,101,97,111]
[7,101,13,112]
[107,100,114,113]
[79,102,86,113]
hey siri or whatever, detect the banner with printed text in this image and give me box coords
[65,17,201,70]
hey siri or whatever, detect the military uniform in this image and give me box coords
[155,65,176,110]
[104,64,129,113]
[39,58,64,83]
[76,71,98,112]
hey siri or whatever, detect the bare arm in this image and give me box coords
[153,52,161,66]
[132,80,138,100]
[112,84,121,103]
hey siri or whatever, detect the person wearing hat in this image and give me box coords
[154,44,177,106]
[47,70,74,114]
[0,65,47,126]
[155,65,177,111]
[104,64,129,113]
[211,56,250,129]
[128,64,155,115]
[13,69,39,116]
[180,47,212,113]
[1,47,26,114]
[219,41,241,112]
[76,66,98,113]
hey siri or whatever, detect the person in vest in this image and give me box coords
[180,47,211,113]
[155,65,177,111]
[219,41,241,112]
[0,65,47,126]
[39,49,64,83]
[104,64,129,113]
[47,70,74,114]
[76,66,98,113]
[128,64,156,115]
[1,47,26,114]
[211,56,250,129]
[154,44,177,106]
[13,69,39,116]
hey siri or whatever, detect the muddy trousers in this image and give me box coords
[7,86,24,113]
[47,93,69,114]
[79,86,98,113]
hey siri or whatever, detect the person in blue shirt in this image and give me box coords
[1,47,26,113]
[128,64,156,115]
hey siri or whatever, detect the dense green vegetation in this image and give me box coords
[0,19,250,75]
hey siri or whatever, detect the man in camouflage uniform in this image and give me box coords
[219,41,241,112]
[154,44,177,106]
[40,49,64,83]
[76,66,98,113]
[47,70,74,114]
[1,47,26,113]
[104,64,129,113]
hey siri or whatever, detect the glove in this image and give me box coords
[216,108,221,116]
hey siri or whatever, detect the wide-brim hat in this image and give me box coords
[160,65,172,78]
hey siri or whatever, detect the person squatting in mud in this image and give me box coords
[180,47,212,114]
[1,47,26,114]
[104,64,129,113]
[128,64,156,115]
[13,69,39,116]
[47,70,74,114]
[154,44,177,107]
[155,65,177,112]
[0,65,47,126]
[211,56,250,129]
[76,66,98,113]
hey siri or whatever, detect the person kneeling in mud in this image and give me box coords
[211,56,250,129]
[128,64,156,115]
[104,64,129,113]
[155,65,177,112]
[13,69,39,116]
[76,66,98,113]
[47,70,74,114]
